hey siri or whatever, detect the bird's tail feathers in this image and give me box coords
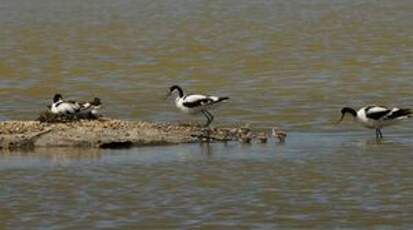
[388,108,411,119]
[217,97,230,102]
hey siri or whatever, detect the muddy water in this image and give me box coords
[1,134,413,228]
[0,0,412,228]
[0,0,412,130]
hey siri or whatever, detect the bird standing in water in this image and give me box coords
[167,85,229,127]
[337,105,411,139]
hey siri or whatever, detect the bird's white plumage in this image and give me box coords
[366,106,388,114]
[51,101,81,115]
[176,94,223,114]
[89,105,101,115]
[356,105,408,128]
[183,94,207,102]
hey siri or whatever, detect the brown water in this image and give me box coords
[1,0,413,228]
[1,0,412,129]
[1,134,413,229]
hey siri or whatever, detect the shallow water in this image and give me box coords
[1,0,413,228]
[0,0,412,130]
[1,133,412,228]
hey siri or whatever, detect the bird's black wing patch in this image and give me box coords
[54,101,63,107]
[183,98,214,108]
[385,109,411,120]
[365,107,391,120]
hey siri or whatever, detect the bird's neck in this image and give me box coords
[53,99,63,106]
[343,107,357,117]
[170,85,184,98]
[175,96,183,105]
[176,89,184,98]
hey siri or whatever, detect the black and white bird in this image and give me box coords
[50,94,102,115]
[337,105,411,139]
[167,85,229,127]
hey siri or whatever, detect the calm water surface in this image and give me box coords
[0,0,412,228]
[0,0,412,130]
[1,133,413,229]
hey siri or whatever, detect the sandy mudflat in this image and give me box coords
[0,117,269,150]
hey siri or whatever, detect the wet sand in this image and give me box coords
[0,117,277,150]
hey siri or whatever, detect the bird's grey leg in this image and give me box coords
[202,111,212,127]
[378,129,383,139]
[205,111,214,126]
[375,128,384,139]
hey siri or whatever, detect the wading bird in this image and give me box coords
[337,105,411,139]
[167,85,229,127]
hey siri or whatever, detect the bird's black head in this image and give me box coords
[53,94,63,103]
[341,107,357,117]
[169,85,184,98]
[92,97,102,106]
[337,107,357,124]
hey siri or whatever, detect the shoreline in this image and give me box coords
[0,117,270,150]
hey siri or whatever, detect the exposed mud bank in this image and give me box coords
[0,117,284,150]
